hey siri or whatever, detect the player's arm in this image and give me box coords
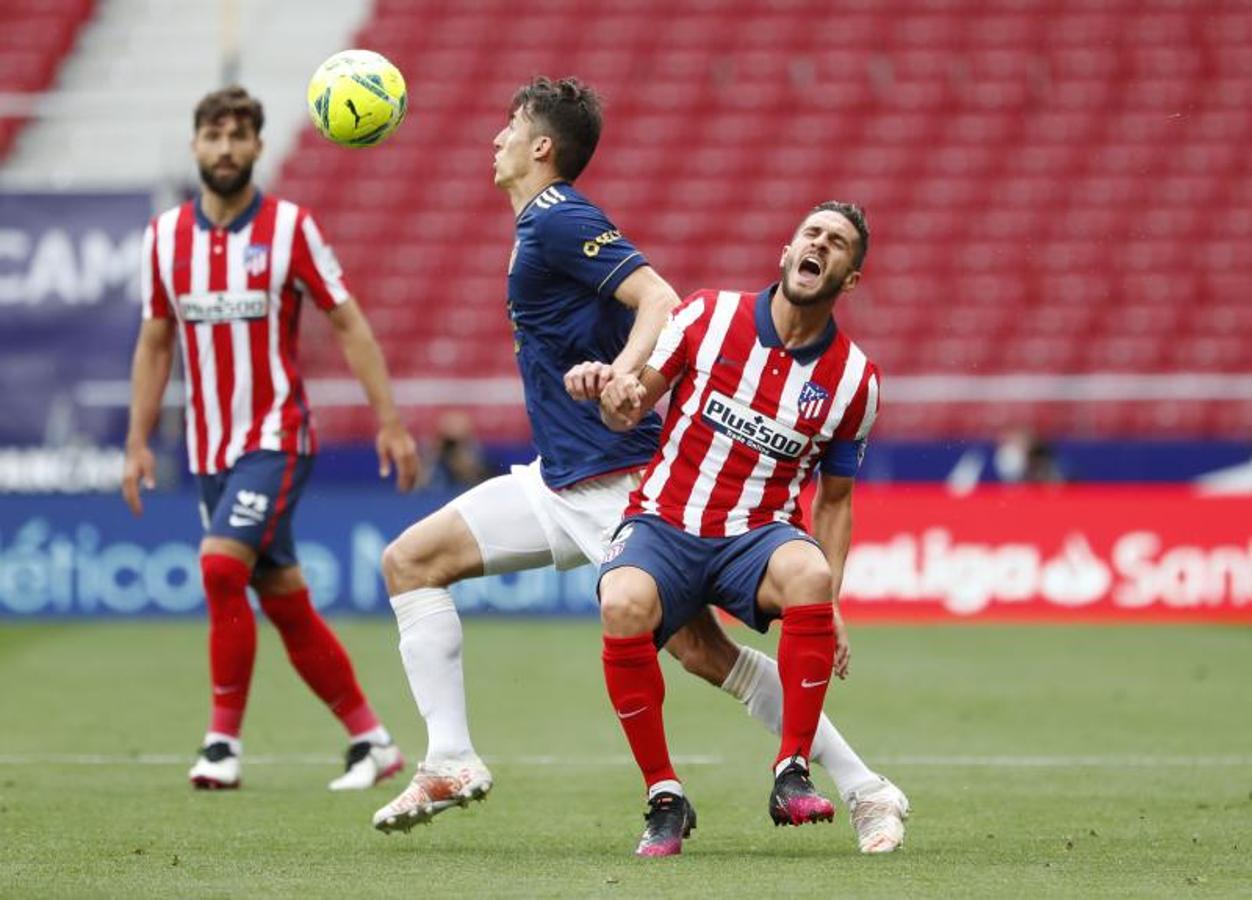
[811,473,855,679]
[566,266,680,401]
[122,318,176,516]
[325,298,420,491]
[599,365,671,432]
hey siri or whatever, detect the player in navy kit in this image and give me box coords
[372,78,907,854]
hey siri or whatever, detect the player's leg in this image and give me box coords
[754,538,838,826]
[374,469,554,831]
[251,563,401,790]
[189,463,259,789]
[598,518,701,857]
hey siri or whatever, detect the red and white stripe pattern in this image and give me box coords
[625,289,880,537]
[141,195,350,474]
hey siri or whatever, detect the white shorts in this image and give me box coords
[450,458,642,575]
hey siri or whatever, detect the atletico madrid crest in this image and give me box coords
[797,381,830,421]
[244,243,269,278]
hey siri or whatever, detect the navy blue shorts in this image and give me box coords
[598,514,821,647]
[196,450,314,570]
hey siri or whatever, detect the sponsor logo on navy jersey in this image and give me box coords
[701,390,806,460]
[582,229,623,258]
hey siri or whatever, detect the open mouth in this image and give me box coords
[796,254,822,285]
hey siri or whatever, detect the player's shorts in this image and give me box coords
[196,450,314,570]
[598,513,820,647]
[450,458,641,574]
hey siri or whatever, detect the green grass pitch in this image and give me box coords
[1,619,1249,898]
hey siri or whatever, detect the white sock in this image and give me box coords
[721,646,878,802]
[350,725,391,746]
[204,732,242,756]
[648,779,683,800]
[390,587,477,762]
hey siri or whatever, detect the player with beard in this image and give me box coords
[123,86,419,791]
[373,78,908,855]
[594,203,883,855]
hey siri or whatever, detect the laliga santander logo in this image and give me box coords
[843,525,1252,615]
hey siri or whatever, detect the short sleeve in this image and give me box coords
[140,220,172,320]
[819,363,880,477]
[645,292,707,383]
[290,211,351,310]
[537,203,647,299]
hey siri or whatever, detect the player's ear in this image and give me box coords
[531,134,553,163]
[779,245,790,268]
[841,269,861,294]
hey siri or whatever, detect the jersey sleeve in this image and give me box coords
[140,219,172,320]
[820,362,881,477]
[290,210,351,310]
[644,291,708,384]
[536,203,647,300]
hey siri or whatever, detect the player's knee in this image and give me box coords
[258,589,314,630]
[382,533,447,590]
[201,552,251,597]
[599,581,659,637]
[666,617,740,684]
[781,559,834,608]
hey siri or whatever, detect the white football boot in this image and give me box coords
[372,756,493,833]
[848,778,910,853]
[328,740,405,791]
[189,741,241,790]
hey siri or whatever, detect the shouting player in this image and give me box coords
[122,86,418,791]
[596,201,880,856]
[373,78,907,853]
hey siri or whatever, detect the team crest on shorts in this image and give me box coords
[244,243,269,277]
[603,524,633,563]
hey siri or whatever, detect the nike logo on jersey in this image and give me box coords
[800,678,829,689]
[617,706,648,719]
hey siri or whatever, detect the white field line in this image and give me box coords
[1,753,1250,768]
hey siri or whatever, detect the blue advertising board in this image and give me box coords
[0,192,150,446]
[0,488,600,618]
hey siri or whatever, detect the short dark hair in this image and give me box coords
[807,201,870,270]
[510,76,602,182]
[194,85,264,134]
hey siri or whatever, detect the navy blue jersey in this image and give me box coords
[508,182,662,488]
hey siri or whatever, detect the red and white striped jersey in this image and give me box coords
[140,192,351,474]
[623,286,880,537]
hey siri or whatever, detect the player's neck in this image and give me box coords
[199,183,257,228]
[770,293,834,348]
[508,172,564,215]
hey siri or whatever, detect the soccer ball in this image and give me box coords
[307,49,407,148]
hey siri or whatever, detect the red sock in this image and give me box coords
[201,554,257,737]
[602,633,677,791]
[259,587,380,736]
[776,602,835,767]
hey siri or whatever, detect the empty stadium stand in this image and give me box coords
[0,0,93,160]
[267,0,1249,440]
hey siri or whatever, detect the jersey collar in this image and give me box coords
[516,179,571,221]
[755,283,836,366]
[194,189,263,233]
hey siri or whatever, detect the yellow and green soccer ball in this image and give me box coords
[307,49,406,147]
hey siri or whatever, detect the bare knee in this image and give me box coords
[761,542,834,613]
[665,609,742,684]
[785,562,833,608]
[599,568,662,637]
[381,507,483,594]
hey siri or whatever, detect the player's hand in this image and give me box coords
[564,361,616,401]
[377,419,420,492]
[600,373,647,430]
[121,443,157,517]
[832,604,851,679]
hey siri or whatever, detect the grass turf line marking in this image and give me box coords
[1,753,1251,767]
